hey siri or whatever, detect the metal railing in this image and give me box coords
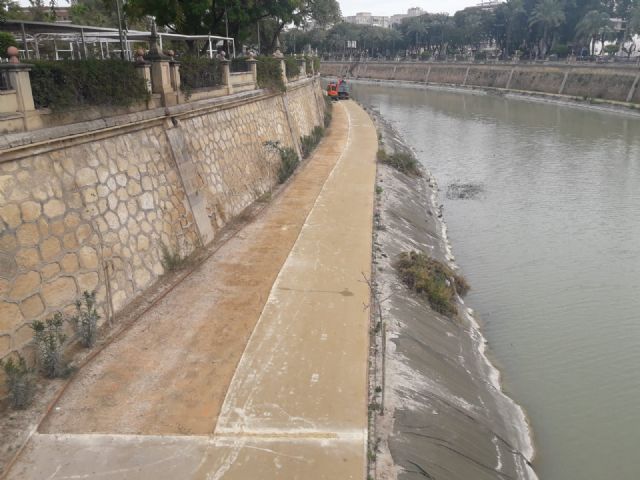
[230,59,251,73]
[0,70,12,91]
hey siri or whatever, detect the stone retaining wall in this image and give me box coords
[322,61,640,105]
[0,78,325,377]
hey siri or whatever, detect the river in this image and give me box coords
[351,82,640,480]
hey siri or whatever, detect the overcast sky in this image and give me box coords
[339,1,482,16]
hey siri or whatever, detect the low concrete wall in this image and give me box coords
[0,77,325,375]
[322,61,640,105]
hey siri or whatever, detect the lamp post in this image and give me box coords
[115,0,125,59]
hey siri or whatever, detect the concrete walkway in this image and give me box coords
[5,100,378,479]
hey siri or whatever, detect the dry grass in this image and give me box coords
[395,251,468,316]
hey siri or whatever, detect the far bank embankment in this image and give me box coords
[322,61,640,106]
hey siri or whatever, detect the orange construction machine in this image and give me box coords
[327,81,339,100]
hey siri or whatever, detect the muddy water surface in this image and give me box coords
[353,82,640,480]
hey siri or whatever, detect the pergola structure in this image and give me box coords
[1,20,236,61]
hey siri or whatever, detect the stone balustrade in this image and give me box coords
[0,46,263,134]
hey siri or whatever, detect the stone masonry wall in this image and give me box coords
[0,78,325,378]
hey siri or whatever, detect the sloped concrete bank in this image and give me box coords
[368,109,538,480]
[323,61,640,109]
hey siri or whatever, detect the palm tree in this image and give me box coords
[403,17,428,51]
[575,10,612,56]
[529,0,566,58]
[503,0,526,56]
[629,5,640,36]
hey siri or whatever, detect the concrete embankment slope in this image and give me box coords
[370,113,537,480]
[322,61,640,106]
[6,101,377,479]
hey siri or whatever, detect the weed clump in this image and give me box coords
[160,243,185,272]
[395,251,469,317]
[377,149,422,177]
[264,140,300,184]
[70,290,100,348]
[300,126,325,159]
[1,354,36,409]
[277,147,300,183]
[31,313,66,378]
[323,95,333,128]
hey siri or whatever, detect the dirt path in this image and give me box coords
[6,101,377,479]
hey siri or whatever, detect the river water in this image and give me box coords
[351,83,640,480]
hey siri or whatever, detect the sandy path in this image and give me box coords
[39,105,349,436]
[7,100,377,479]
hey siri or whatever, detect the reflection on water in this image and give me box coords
[352,83,640,480]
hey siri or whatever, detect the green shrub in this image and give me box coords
[29,59,150,111]
[265,140,300,183]
[179,56,222,96]
[313,56,320,74]
[284,56,300,80]
[1,354,36,409]
[230,57,250,73]
[377,149,422,177]
[0,32,17,59]
[323,95,333,128]
[160,242,185,272]
[300,125,325,158]
[70,290,100,348]
[304,55,313,75]
[256,56,285,91]
[551,44,570,57]
[604,44,619,56]
[31,313,66,378]
[395,251,469,317]
[278,147,299,183]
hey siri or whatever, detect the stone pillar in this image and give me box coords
[280,59,288,86]
[145,23,178,106]
[273,49,287,86]
[135,61,152,93]
[149,58,175,104]
[220,59,233,95]
[165,50,181,96]
[2,46,41,131]
[134,49,152,93]
[298,59,306,78]
[169,61,181,94]
[247,58,258,89]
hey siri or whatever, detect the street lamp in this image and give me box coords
[114,0,125,59]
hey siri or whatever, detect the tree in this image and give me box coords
[529,0,566,57]
[402,17,428,51]
[69,0,119,28]
[494,0,529,56]
[575,10,612,55]
[0,31,17,57]
[628,2,640,34]
[28,0,56,22]
[126,0,340,54]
